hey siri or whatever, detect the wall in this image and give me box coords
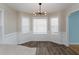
[18,12,66,45]
[66,4,79,15]
[0,3,18,44]
[0,3,18,34]
[49,11,66,32]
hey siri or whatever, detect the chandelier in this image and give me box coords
[33,3,47,16]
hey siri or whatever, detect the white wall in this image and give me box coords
[66,4,79,15]
[49,12,66,32]
[0,3,18,34]
[0,4,18,44]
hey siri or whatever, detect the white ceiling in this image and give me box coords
[6,3,75,14]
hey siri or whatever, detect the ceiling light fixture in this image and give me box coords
[33,3,47,16]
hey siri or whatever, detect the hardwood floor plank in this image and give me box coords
[70,45,79,54]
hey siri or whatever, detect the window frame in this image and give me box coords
[32,17,48,34]
[21,16,30,34]
[50,16,59,34]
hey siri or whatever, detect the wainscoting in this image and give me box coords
[0,32,67,45]
[18,32,67,46]
[2,32,18,44]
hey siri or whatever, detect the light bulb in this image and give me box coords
[45,14,47,15]
[38,11,40,12]
[34,14,36,16]
[44,12,47,13]
[33,12,35,14]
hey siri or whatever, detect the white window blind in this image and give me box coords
[50,17,58,33]
[21,16,30,33]
[33,19,47,34]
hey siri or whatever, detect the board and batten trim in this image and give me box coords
[2,32,18,44]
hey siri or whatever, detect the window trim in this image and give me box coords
[50,16,59,33]
[21,16,30,34]
[32,17,48,34]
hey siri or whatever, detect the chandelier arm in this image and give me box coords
[39,3,42,13]
[40,4,41,13]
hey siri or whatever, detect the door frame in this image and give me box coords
[0,8,4,43]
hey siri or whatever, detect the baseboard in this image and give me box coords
[70,43,79,45]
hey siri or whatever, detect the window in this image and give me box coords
[50,17,58,33]
[21,16,30,33]
[33,18,47,34]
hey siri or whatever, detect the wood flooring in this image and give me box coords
[70,45,79,54]
[20,41,78,55]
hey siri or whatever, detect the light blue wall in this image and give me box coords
[69,11,79,43]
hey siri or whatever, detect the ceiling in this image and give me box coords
[5,3,75,14]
